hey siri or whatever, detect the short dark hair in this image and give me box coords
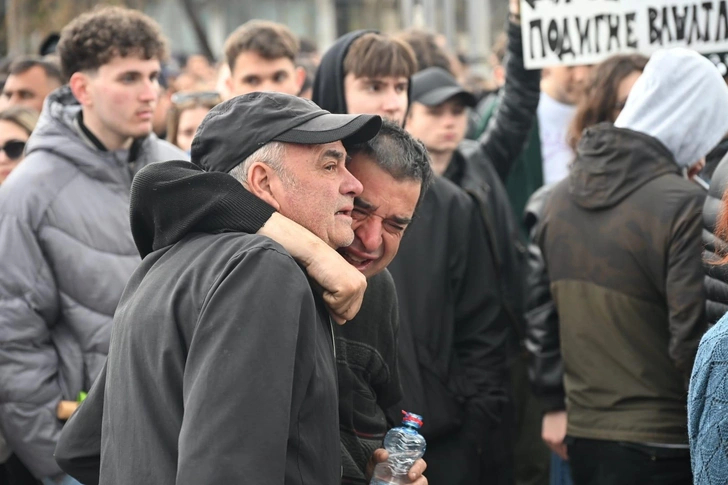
[57,6,168,80]
[224,20,299,71]
[347,119,433,210]
[343,33,417,80]
[8,56,64,85]
[396,29,452,74]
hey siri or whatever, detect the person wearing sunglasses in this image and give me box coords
[167,90,221,153]
[0,106,38,184]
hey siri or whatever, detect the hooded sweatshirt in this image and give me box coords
[56,156,342,485]
[0,86,185,480]
[312,29,413,120]
[534,47,728,443]
[313,30,374,114]
[615,48,728,168]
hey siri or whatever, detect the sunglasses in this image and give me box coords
[170,91,221,106]
[0,140,25,160]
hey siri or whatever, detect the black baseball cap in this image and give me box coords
[191,92,382,174]
[411,67,477,108]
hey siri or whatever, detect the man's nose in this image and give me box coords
[382,88,402,113]
[140,79,158,102]
[444,111,458,126]
[355,219,383,253]
[340,166,363,197]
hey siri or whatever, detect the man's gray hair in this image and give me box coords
[228,141,288,187]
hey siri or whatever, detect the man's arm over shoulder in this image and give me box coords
[0,208,65,480]
[477,20,541,182]
[176,244,319,484]
[667,191,708,381]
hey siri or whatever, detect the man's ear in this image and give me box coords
[69,72,92,107]
[247,162,281,211]
[294,66,306,92]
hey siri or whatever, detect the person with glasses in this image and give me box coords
[0,106,38,184]
[167,90,221,153]
[0,105,41,485]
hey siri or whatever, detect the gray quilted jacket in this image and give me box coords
[0,86,186,479]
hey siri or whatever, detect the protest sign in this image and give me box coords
[521,0,728,68]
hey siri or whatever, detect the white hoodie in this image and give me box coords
[615,48,728,168]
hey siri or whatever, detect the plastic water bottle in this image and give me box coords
[370,411,426,485]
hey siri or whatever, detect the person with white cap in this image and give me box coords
[533,48,728,485]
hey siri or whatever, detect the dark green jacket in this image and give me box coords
[535,124,706,444]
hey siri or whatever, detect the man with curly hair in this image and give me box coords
[0,7,185,484]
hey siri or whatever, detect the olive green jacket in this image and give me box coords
[536,124,707,444]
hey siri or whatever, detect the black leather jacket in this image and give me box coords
[523,184,566,413]
[443,19,541,354]
[703,153,728,325]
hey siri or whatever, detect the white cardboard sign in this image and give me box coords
[521,0,728,68]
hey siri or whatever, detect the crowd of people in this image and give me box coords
[2,0,728,484]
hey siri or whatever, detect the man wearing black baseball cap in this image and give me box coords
[407,67,477,176]
[56,91,381,485]
[407,64,539,485]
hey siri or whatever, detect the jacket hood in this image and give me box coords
[569,124,679,210]
[614,48,728,168]
[130,160,275,258]
[24,85,178,185]
[313,30,373,114]
[312,30,412,122]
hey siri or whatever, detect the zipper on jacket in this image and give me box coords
[328,316,337,359]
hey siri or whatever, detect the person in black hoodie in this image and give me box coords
[312,14,522,485]
[404,16,541,480]
[54,92,382,485]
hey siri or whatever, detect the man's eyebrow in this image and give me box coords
[354,197,413,225]
[390,215,413,226]
[322,149,346,162]
[354,197,376,210]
